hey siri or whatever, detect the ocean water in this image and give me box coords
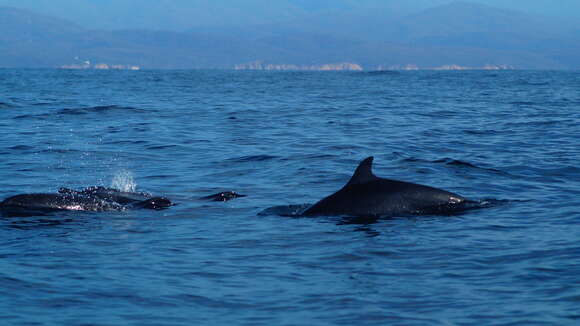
[0,69,579,325]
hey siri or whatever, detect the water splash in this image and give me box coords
[111,169,136,192]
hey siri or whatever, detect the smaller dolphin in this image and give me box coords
[0,193,124,213]
[58,186,161,205]
[302,156,468,217]
[1,189,172,216]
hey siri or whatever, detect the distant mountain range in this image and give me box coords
[1,2,578,70]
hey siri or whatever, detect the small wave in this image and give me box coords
[38,148,83,154]
[402,157,504,173]
[8,145,34,151]
[0,209,78,222]
[258,204,310,217]
[0,275,44,291]
[226,155,280,163]
[296,154,337,161]
[13,105,146,119]
[464,129,500,135]
[504,119,574,129]
[433,158,481,169]
[503,165,580,181]
[516,79,550,86]
[32,102,54,106]
[105,140,148,146]
[465,198,511,209]
[510,101,536,106]
[145,144,179,150]
[13,114,39,119]
[336,215,382,225]
[57,105,144,115]
[0,101,16,109]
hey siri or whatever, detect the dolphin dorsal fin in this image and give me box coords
[346,156,378,186]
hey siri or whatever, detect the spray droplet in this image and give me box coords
[111,169,136,192]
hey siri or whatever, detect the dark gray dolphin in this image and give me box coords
[1,189,172,215]
[57,186,172,209]
[60,187,247,203]
[58,186,159,205]
[0,193,124,213]
[302,156,468,217]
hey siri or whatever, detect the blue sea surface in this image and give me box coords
[1,69,579,325]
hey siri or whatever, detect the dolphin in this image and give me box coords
[0,193,124,213]
[58,186,160,205]
[302,156,468,217]
[60,187,246,203]
[1,189,172,215]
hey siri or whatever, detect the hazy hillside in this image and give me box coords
[0,0,451,31]
[0,4,578,70]
[1,0,579,32]
[0,0,308,30]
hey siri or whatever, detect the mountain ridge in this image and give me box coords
[0,4,577,70]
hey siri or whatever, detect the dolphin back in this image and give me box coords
[302,156,467,217]
[0,193,123,212]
